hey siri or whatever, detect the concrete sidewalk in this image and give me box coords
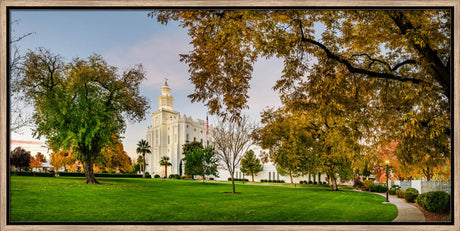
[373,192,425,222]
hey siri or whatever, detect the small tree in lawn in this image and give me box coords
[183,142,219,183]
[136,139,151,178]
[159,156,172,178]
[212,116,254,194]
[10,146,31,171]
[240,149,263,182]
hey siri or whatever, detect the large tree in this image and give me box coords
[152,9,451,181]
[9,20,34,133]
[211,116,254,194]
[182,141,219,183]
[240,149,263,182]
[17,48,149,184]
[98,136,132,173]
[136,139,151,178]
[10,146,31,170]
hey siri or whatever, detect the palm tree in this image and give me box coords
[136,139,151,178]
[159,156,172,178]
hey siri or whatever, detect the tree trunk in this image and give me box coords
[83,159,99,184]
[251,172,254,182]
[164,166,167,178]
[231,173,236,193]
[290,171,293,184]
[330,175,338,191]
[142,153,146,178]
[202,175,205,183]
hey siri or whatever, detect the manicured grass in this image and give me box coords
[10,176,397,222]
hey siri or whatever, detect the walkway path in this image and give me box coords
[372,192,425,222]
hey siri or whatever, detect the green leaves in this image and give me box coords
[18,48,149,182]
[240,150,263,181]
[183,142,219,180]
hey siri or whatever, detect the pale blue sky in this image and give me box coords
[10,9,284,159]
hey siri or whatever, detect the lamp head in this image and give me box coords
[384,159,390,165]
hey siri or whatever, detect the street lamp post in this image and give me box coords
[385,159,390,203]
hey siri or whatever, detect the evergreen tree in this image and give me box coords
[240,149,263,182]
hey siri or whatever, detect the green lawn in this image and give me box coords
[10,176,397,222]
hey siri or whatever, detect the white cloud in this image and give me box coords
[104,30,192,90]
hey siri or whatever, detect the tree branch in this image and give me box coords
[386,10,450,100]
[301,37,423,84]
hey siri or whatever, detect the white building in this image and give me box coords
[145,80,336,184]
[145,80,210,176]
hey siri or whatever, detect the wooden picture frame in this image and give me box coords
[1,0,459,230]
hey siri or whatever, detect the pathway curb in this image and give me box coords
[372,192,425,222]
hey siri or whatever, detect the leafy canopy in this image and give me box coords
[152,9,451,182]
[17,48,149,183]
[182,141,219,181]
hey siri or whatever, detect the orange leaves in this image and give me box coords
[98,135,132,173]
[50,149,77,171]
[29,156,42,169]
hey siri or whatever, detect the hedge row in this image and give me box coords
[369,184,388,193]
[299,180,327,185]
[13,171,55,177]
[54,172,143,178]
[228,178,249,182]
[260,179,285,183]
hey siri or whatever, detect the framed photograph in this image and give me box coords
[1,1,459,231]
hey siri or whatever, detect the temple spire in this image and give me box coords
[158,78,174,110]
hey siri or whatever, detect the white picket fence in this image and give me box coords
[392,179,451,194]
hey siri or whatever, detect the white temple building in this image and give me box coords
[145,80,210,176]
[145,80,333,184]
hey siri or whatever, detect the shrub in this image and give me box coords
[280,180,285,183]
[388,188,397,195]
[308,180,312,184]
[397,190,405,198]
[362,180,374,187]
[169,174,180,179]
[405,191,419,203]
[313,181,317,184]
[145,172,151,178]
[391,185,401,190]
[416,191,450,213]
[154,174,160,178]
[323,182,327,185]
[209,177,214,180]
[369,184,388,193]
[406,187,419,194]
